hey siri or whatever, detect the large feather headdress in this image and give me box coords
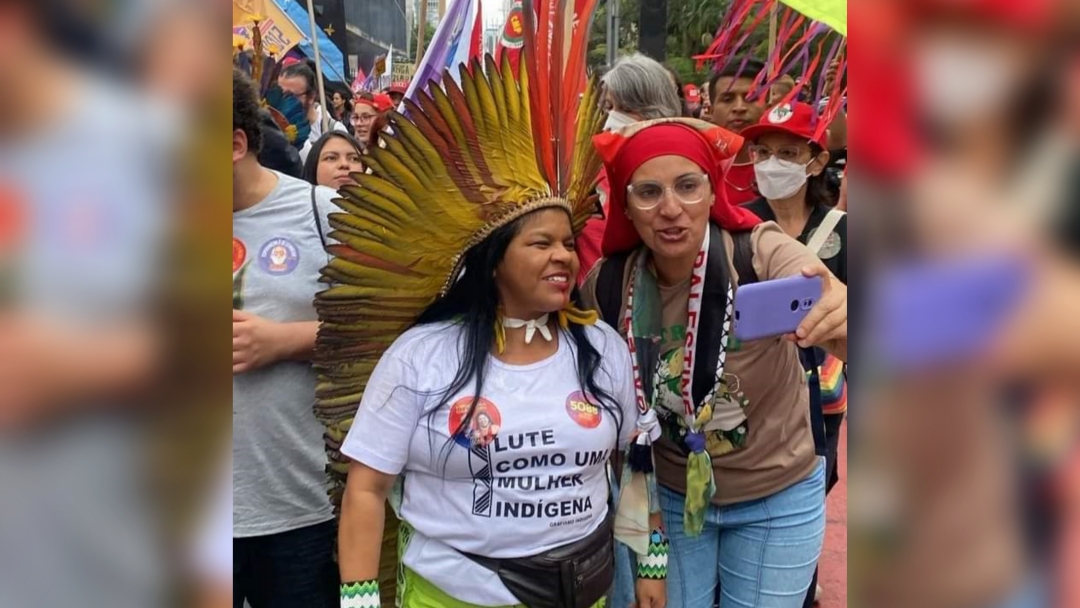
[314,0,606,511]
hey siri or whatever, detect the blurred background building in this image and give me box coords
[296,0,409,81]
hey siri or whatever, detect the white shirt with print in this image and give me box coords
[341,321,637,606]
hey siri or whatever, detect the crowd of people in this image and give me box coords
[233,34,848,608]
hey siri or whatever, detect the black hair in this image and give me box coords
[805,142,836,210]
[233,67,264,155]
[325,82,354,121]
[709,57,767,101]
[280,61,317,96]
[412,209,624,459]
[301,131,365,186]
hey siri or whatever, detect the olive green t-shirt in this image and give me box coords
[582,222,821,505]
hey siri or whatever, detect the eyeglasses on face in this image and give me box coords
[747,144,808,164]
[626,173,710,210]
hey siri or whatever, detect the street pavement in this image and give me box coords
[819,420,848,608]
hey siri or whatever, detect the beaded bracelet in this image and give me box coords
[636,526,670,579]
[340,579,380,608]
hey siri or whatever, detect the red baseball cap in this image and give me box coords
[373,93,395,112]
[356,93,396,113]
[684,84,701,104]
[738,102,825,147]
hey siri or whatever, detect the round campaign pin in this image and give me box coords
[233,238,247,273]
[258,237,300,275]
[565,390,602,429]
[448,396,502,448]
[809,229,842,260]
[0,185,27,253]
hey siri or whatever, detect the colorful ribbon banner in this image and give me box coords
[780,0,846,36]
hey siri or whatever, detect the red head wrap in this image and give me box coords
[593,121,762,256]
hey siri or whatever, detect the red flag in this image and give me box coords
[496,0,525,73]
[470,0,483,62]
[350,66,367,93]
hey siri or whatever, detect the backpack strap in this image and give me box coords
[807,209,845,256]
[731,229,758,286]
[596,251,632,328]
[311,185,328,251]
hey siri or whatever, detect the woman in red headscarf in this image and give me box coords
[581,118,847,608]
[351,92,395,149]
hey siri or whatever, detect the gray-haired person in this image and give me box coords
[600,53,683,130]
[576,53,687,280]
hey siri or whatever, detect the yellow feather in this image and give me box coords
[428,85,485,188]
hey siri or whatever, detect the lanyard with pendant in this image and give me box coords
[624,229,722,431]
[622,227,737,536]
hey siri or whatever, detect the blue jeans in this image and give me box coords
[615,459,826,608]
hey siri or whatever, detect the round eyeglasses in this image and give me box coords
[626,173,710,210]
[747,144,807,164]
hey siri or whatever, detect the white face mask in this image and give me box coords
[604,110,637,131]
[754,157,811,200]
[914,38,1021,125]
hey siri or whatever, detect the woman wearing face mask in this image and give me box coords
[741,102,845,285]
[740,101,847,608]
[577,54,684,284]
[583,117,848,608]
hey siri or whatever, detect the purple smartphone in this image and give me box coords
[733,275,824,342]
[872,255,1030,371]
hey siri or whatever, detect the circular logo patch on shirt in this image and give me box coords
[808,228,842,260]
[258,237,300,275]
[565,390,602,429]
[232,238,247,273]
[768,103,795,124]
[448,396,502,448]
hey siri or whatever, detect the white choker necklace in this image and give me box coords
[501,314,553,344]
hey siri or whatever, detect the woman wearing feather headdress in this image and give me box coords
[325,49,668,608]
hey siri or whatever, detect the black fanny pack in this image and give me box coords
[462,515,614,608]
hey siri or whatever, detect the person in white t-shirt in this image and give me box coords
[337,206,652,607]
[321,41,669,608]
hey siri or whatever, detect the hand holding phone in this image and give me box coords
[734,275,824,342]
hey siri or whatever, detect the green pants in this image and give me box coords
[378,507,399,608]
[400,566,607,608]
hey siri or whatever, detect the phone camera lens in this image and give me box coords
[735,310,741,320]
[790,299,799,312]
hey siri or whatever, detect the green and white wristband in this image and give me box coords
[341,579,380,608]
[636,526,670,579]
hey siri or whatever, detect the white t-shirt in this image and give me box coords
[341,321,637,606]
[298,103,348,163]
